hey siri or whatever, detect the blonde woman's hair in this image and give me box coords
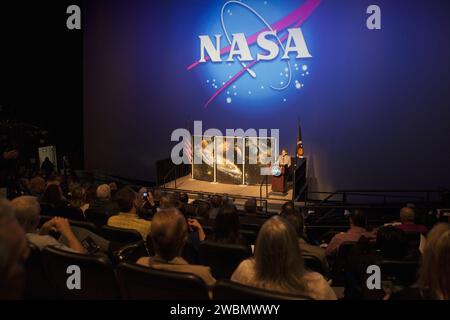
[419,223,450,299]
[253,216,306,295]
[150,208,188,261]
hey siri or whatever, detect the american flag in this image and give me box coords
[184,133,193,164]
[297,118,304,158]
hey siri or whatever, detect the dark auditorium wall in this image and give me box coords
[84,0,450,191]
[0,1,83,169]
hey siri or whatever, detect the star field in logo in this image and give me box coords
[187,0,321,107]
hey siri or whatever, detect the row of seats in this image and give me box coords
[331,241,420,294]
[24,245,310,300]
[40,215,327,278]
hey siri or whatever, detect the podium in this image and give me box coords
[272,164,288,193]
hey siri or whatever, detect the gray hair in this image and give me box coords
[11,196,41,233]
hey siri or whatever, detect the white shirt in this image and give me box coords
[278,154,291,168]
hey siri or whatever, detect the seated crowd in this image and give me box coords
[0,171,449,300]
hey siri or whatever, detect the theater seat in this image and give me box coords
[213,280,312,300]
[100,225,142,250]
[23,243,55,300]
[69,220,98,234]
[380,260,419,286]
[56,206,85,221]
[116,262,209,300]
[240,230,258,244]
[84,209,110,228]
[41,246,121,300]
[113,240,149,265]
[199,241,252,279]
[303,255,326,276]
[331,242,358,285]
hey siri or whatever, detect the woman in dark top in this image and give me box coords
[390,223,450,300]
[210,204,247,246]
[41,184,68,208]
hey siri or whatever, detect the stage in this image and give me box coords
[163,175,295,212]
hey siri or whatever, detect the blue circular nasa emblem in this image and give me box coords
[271,165,282,177]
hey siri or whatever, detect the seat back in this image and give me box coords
[41,246,120,299]
[100,225,142,247]
[240,230,258,244]
[23,243,55,299]
[69,220,98,234]
[199,241,252,279]
[85,209,110,228]
[331,241,357,285]
[116,263,209,300]
[380,260,419,286]
[56,206,85,221]
[213,280,311,300]
[184,203,197,217]
[303,255,325,275]
[404,232,421,249]
[113,240,149,265]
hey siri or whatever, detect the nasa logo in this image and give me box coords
[198,28,312,63]
[271,165,282,177]
[187,0,322,107]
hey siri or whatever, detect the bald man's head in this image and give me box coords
[400,207,415,223]
[96,184,111,200]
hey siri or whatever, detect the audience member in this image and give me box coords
[396,207,428,234]
[89,184,120,215]
[137,208,215,287]
[207,195,222,219]
[69,186,89,214]
[40,157,55,176]
[390,223,450,300]
[282,210,329,274]
[210,205,247,246]
[152,188,163,207]
[179,193,189,204]
[136,187,158,219]
[326,209,375,257]
[281,201,295,215]
[376,226,409,260]
[160,193,180,210]
[196,201,211,219]
[107,186,151,239]
[85,185,97,204]
[231,216,336,299]
[244,198,258,214]
[28,176,46,198]
[11,196,85,253]
[40,184,68,208]
[418,223,450,299]
[0,199,29,299]
[108,182,118,198]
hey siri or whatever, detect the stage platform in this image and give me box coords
[163,175,295,213]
